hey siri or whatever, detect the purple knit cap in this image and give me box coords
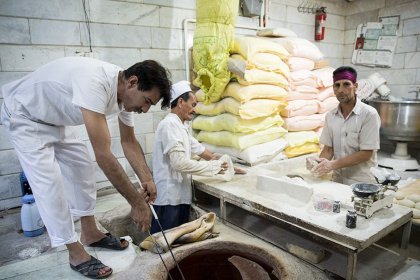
[333,71,356,83]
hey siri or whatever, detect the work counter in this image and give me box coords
[192,156,413,279]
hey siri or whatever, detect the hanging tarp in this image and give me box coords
[193,0,239,104]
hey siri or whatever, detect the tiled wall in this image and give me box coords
[0,0,418,209]
[343,0,420,99]
[0,0,195,210]
[342,0,420,161]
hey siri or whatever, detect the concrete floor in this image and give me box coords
[0,192,419,280]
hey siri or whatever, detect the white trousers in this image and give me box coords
[1,105,96,247]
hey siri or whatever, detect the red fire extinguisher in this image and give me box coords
[315,7,327,41]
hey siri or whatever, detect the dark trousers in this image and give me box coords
[150,204,190,234]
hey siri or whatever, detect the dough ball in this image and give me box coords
[398,199,415,208]
[415,202,420,210]
[406,194,420,203]
[413,209,420,219]
[394,191,405,200]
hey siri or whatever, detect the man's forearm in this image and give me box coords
[199,149,218,161]
[96,153,140,205]
[319,146,333,160]
[331,150,373,170]
[170,150,222,176]
[122,141,153,183]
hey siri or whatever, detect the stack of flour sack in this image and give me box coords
[192,36,290,165]
[259,29,338,159]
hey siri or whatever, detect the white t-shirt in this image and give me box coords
[2,56,133,126]
[152,113,205,205]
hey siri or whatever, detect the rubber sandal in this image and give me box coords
[70,255,112,279]
[88,233,128,250]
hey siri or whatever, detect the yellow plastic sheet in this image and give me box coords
[193,0,239,104]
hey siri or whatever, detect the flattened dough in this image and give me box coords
[413,209,420,219]
[398,199,415,208]
[406,194,420,203]
[394,191,405,200]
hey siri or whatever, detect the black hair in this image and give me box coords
[333,66,357,80]
[170,92,191,109]
[124,60,172,109]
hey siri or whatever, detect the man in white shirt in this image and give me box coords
[1,57,171,279]
[151,81,244,233]
[307,66,381,185]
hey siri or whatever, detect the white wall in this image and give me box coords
[0,0,195,210]
[343,0,420,99]
[0,0,418,209]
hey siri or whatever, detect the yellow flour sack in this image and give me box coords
[223,82,287,103]
[268,37,323,61]
[284,113,326,131]
[285,131,319,148]
[203,138,288,166]
[233,36,289,61]
[196,125,287,150]
[230,54,289,88]
[284,142,320,158]
[196,83,288,103]
[280,99,319,118]
[193,0,239,104]
[233,68,289,89]
[195,97,286,119]
[229,53,290,77]
[192,113,284,133]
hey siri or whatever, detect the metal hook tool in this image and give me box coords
[135,175,186,280]
[147,230,174,280]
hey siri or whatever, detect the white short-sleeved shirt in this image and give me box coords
[152,113,205,205]
[1,57,133,126]
[320,98,381,185]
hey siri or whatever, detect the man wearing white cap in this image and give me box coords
[151,81,244,233]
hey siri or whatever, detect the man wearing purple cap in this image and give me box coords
[151,81,245,233]
[307,66,381,185]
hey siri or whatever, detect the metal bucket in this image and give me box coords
[368,99,420,142]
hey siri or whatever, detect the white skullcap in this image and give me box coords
[170,80,192,103]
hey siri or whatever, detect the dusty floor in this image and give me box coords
[0,191,419,280]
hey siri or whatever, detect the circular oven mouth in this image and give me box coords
[164,242,283,280]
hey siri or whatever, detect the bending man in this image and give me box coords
[1,57,171,279]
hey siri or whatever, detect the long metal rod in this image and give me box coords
[135,175,185,280]
[147,229,174,280]
[149,205,186,280]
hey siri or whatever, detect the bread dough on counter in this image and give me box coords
[413,209,420,219]
[397,199,415,208]
[407,194,420,203]
[394,191,405,200]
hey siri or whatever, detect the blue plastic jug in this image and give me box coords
[21,194,45,237]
